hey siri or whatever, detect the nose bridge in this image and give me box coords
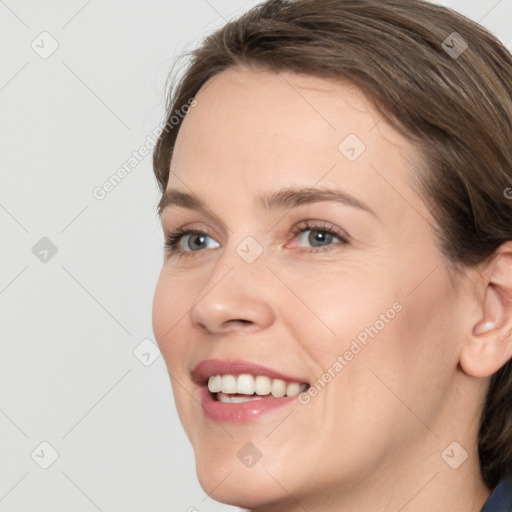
[189,234,274,333]
[207,232,267,284]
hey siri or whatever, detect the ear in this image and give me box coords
[460,244,512,378]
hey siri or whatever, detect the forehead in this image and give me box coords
[172,67,392,162]
[167,67,427,225]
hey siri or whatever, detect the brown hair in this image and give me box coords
[153,0,512,488]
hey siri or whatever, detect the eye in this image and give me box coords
[164,227,219,257]
[163,220,348,258]
[295,227,336,248]
[289,220,348,252]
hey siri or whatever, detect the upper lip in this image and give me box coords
[192,358,309,386]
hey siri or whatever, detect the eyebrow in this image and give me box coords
[158,186,377,219]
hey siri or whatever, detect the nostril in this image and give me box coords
[196,322,209,333]
[229,319,259,330]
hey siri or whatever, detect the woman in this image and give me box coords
[151,0,512,509]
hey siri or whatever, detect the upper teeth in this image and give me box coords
[207,374,307,398]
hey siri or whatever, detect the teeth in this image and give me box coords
[285,382,302,397]
[221,375,237,394]
[207,373,307,398]
[237,374,255,395]
[255,375,271,395]
[271,378,286,398]
[208,374,222,393]
[217,394,266,403]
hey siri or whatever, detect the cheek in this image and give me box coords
[283,251,459,367]
[279,261,458,438]
[152,269,194,370]
[277,261,400,358]
[152,270,199,436]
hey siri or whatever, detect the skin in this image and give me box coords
[152,66,512,511]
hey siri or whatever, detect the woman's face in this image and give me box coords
[152,68,478,508]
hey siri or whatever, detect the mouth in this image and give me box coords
[193,359,310,423]
[209,373,308,403]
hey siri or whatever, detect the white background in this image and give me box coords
[1,1,511,511]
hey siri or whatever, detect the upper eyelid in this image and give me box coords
[289,222,349,244]
[164,220,343,238]
[161,216,228,240]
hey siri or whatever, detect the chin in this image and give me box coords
[194,450,295,510]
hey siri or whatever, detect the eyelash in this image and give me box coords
[163,220,349,259]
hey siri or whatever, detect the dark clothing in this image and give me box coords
[481,476,512,512]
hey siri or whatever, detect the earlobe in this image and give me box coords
[460,248,512,379]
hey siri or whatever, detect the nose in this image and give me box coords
[189,252,276,335]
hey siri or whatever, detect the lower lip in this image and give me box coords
[199,386,299,423]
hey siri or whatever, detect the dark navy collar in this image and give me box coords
[480,475,512,512]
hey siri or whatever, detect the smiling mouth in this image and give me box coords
[207,373,309,402]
